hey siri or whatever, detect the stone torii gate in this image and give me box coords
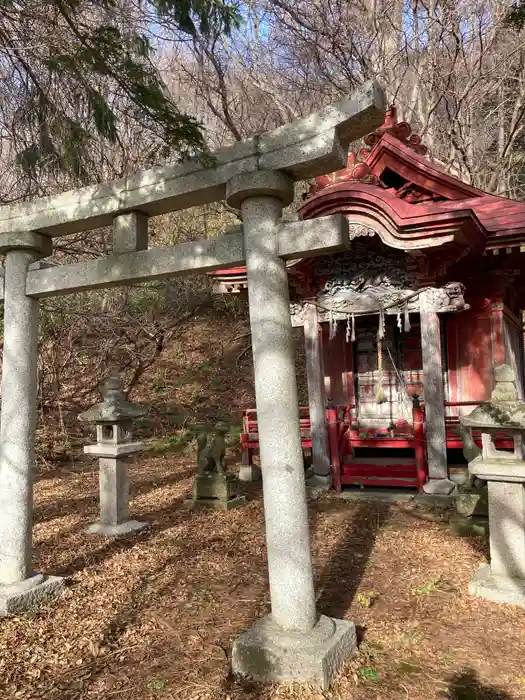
[0,82,385,687]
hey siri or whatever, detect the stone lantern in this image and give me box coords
[79,375,148,536]
[459,364,525,605]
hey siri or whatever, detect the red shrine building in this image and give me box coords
[210,107,525,492]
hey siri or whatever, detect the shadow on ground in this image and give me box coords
[464,533,490,560]
[39,466,265,577]
[314,499,391,620]
[34,465,196,525]
[444,668,514,700]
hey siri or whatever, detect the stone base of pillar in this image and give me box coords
[306,474,332,498]
[231,614,356,690]
[0,574,65,617]
[238,465,261,482]
[190,472,247,510]
[469,563,525,606]
[422,478,457,496]
[86,519,149,536]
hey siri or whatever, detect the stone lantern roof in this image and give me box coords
[78,375,147,424]
[460,365,525,430]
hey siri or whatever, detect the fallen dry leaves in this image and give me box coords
[2,461,524,700]
[1,315,523,700]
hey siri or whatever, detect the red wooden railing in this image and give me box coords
[240,400,427,491]
[443,400,514,450]
[239,397,514,491]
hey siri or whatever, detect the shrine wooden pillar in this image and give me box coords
[304,303,331,483]
[420,290,448,482]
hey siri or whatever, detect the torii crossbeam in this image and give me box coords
[0,81,385,689]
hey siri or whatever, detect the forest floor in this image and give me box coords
[1,314,525,700]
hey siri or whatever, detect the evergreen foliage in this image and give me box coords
[0,0,241,183]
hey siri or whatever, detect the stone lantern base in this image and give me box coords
[86,456,149,536]
[469,564,525,606]
[87,520,149,536]
[467,477,525,606]
[458,365,525,607]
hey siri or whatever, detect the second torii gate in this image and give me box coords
[0,81,385,688]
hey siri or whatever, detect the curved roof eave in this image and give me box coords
[299,182,486,250]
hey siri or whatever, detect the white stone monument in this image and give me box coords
[460,365,525,605]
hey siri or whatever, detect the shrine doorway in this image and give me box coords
[352,314,420,434]
[321,310,427,489]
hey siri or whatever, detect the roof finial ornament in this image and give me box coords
[364,104,427,155]
[306,103,428,198]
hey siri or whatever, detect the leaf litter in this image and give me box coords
[0,316,524,700]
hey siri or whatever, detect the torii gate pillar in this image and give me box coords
[0,233,65,616]
[227,172,356,689]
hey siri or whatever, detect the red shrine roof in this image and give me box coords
[210,105,525,292]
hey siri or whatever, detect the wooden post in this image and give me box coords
[304,303,331,480]
[420,291,448,480]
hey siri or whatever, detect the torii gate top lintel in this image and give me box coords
[0,81,385,240]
